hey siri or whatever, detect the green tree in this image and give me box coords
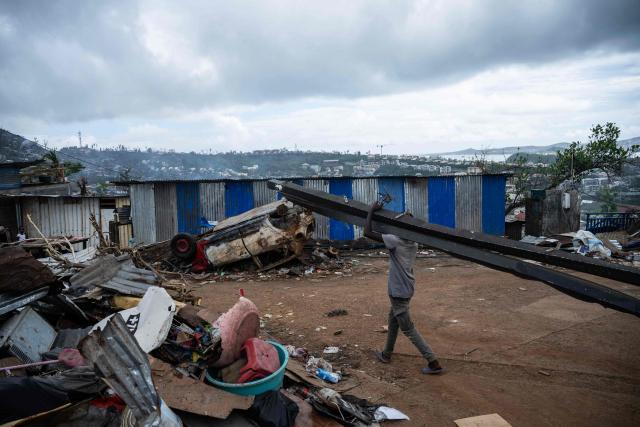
[549,123,639,187]
[42,150,85,178]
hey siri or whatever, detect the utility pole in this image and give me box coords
[78,131,82,148]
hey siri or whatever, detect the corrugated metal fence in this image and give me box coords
[130,175,507,243]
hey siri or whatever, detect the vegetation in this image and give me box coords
[548,123,639,187]
[42,150,85,178]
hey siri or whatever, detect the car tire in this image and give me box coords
[170,233,197,261]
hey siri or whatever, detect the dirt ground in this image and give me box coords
[192,252,640,427]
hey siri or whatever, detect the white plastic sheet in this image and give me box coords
[92,287,176,353]
[374,406,410,421]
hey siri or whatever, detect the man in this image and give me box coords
[364,201,443,374]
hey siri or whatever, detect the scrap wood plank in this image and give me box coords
[454,413,513,427]
[150,358,253,419]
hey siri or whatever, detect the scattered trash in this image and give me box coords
[316,368,342,384]
[326,308,348,317]
[333,330,343,336]
[538,370,551,376]
[375,406,410,421]
[323,346,340,354]
[518,287,527,291]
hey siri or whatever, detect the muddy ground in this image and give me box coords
[191,251,640,426]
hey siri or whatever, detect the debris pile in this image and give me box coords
[0,243,408,425]
[521,228,640,265]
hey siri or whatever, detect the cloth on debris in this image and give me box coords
[91,286,176,353]
[249,390,299,427]
[381,234,418,299]
[573,230,611,258]
[212,297,260,367]
[0,366,105,424]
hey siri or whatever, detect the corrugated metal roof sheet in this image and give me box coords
[378,178,405,213]
[428,177,456,228]
[69,254,159,296]
[252,181,277,207]
[405,178,428,221]
[225,181,254,217]
[153,183,177,241]
[302,179,329,239]
[200,182,225,223]
[21,197,101,248]
[176,182,200,234]
[455,175,482,232]
[130,183,156,244]
[329,178,354,240]
[352,178,379,239]
[482,175,507,235]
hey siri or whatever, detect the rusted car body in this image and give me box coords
[170,200,315,272]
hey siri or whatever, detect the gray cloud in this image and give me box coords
[1,0,639,123]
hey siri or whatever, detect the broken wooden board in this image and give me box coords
[150,358,253,420]
[454,413,513,427]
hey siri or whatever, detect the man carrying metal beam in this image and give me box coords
[364,201,444,375]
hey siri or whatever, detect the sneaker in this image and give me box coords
[375,351,391,364]
[421,359,444,375]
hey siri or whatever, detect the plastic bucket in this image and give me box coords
[205,340,289,396]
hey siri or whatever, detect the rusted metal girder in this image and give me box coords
[269,180,640,317]
[269,180,640,285]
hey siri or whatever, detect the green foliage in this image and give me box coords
[549,123,639,186]
[597,186,617,212]
[42,149,85,177]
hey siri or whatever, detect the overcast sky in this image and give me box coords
[1,0,639,154]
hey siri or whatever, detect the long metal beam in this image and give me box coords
[269,180,640,285]
[269,180,640,317]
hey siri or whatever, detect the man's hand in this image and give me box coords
[364,201,384,242]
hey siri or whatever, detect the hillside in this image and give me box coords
[0,129,47,162]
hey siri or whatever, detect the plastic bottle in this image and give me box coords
[316,368,341,383]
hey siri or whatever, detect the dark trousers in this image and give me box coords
[383,296,436,362]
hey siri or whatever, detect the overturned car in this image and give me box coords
[170,200,315,272]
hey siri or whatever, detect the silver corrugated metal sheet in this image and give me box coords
[69,254,159,296]
[404,178,428,222]
[153,183,177,241]
[455,175,483,232]
[352,178,379,239]
[130,183,157,244]
[302,179,330,239]
[252,181,277,208]
[200,182,225,222]
[21,197,101,248]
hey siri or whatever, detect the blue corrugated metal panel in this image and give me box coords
[428,177,456,228]
[277,179,303,200]
[225,181,254,217]
[176,182,200,234]
[378,178,405,213]
[482,175,506,235]
[329,178,354,240]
